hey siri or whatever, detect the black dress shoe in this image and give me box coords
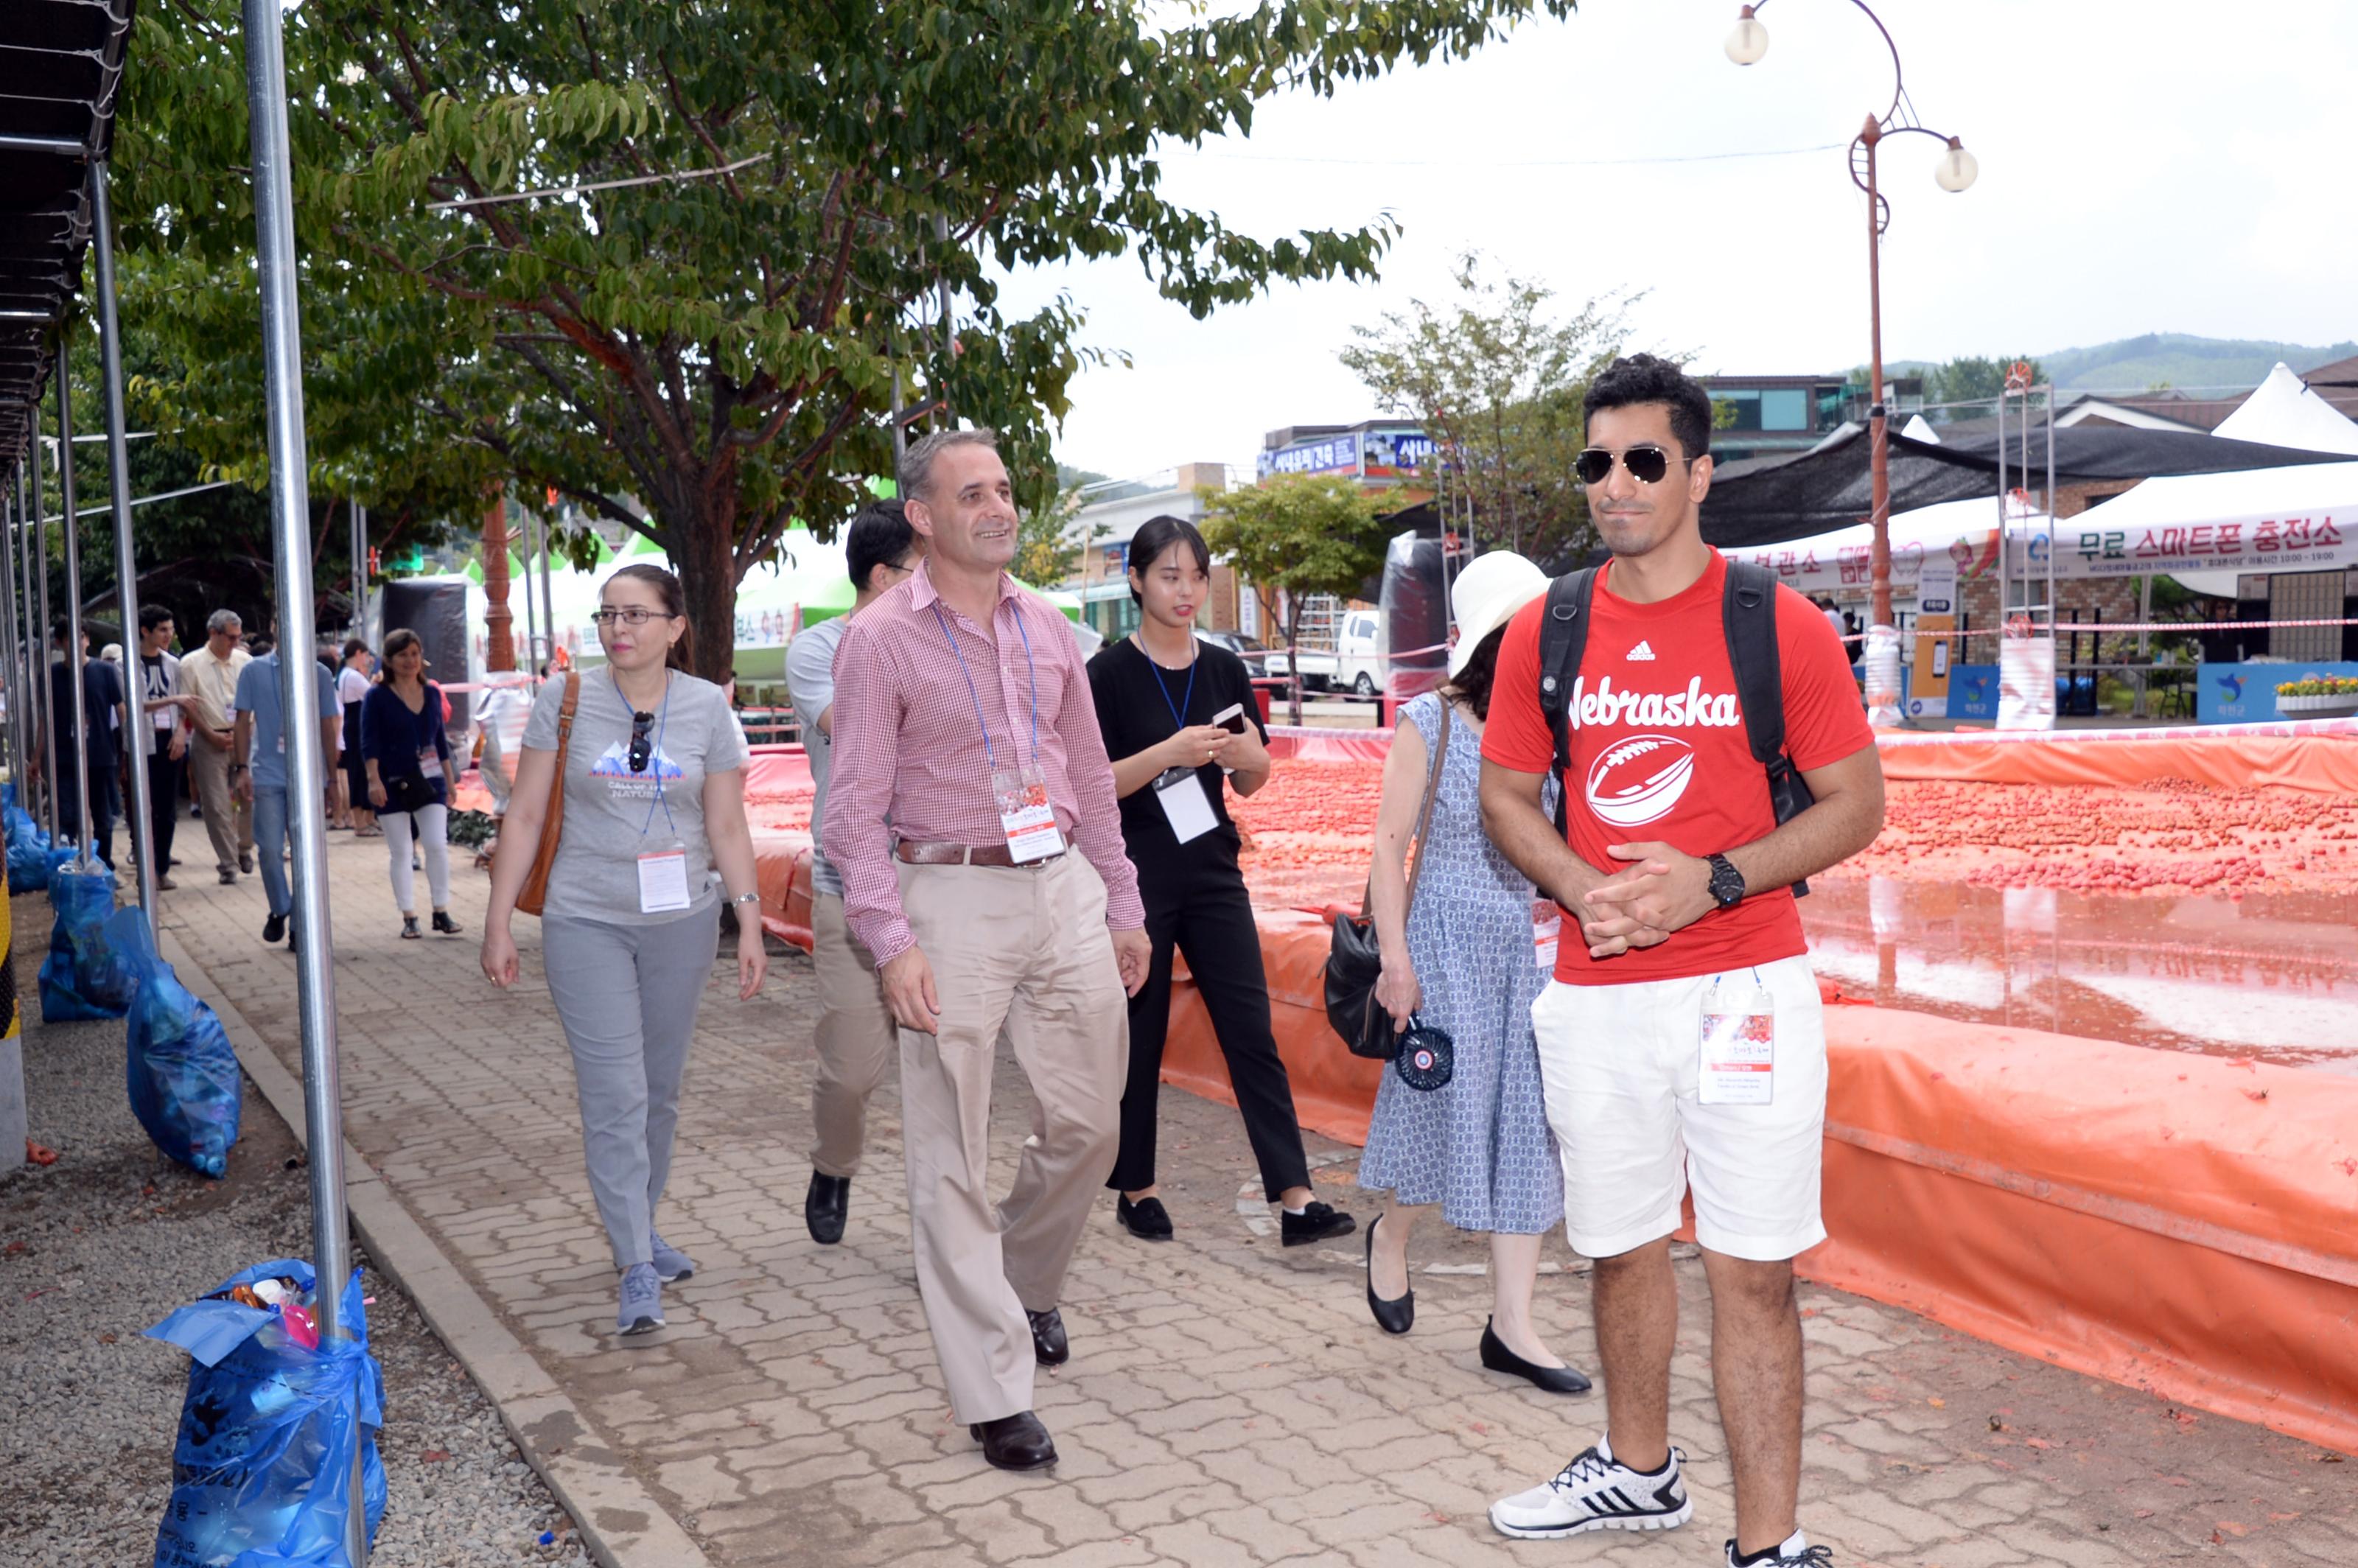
[1116,1193,1173,1241]
[262,912,287,945]
[805,1172,849,1245]
[1026,1307,1069,1367]
[1281,1199,1357,1247]
[969,1411,1057,1471]
[1480,1317,1593,1394]
[1364,1214,1413,1335]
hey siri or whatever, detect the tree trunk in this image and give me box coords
[1284,595,1304,727]
[671,505,743,691]
[483,491,514,673]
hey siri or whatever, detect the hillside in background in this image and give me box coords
[2029,334,2357,393]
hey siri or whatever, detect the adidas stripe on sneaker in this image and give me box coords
[1489,1438,1693,1539]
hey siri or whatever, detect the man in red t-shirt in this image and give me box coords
[1477,356,1885,1567]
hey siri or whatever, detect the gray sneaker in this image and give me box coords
[650,1232,696,1284]
[616,1262,665,1336]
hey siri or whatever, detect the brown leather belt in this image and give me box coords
[895,839,1065,869]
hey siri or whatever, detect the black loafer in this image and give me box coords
[805,1172,849,1245]
[1281,1199,1357,1247]
[1365,1214,1413,1335]
[1116,1194,1173,1241]
[1480,1317,1593,1394]
[969,1410,1057,1471]
[1026,1307,1069,1367]
[262,912,286,945]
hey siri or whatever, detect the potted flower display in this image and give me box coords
[2275,674,2358,715]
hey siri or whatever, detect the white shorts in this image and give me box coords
[1532,953,1827,1263]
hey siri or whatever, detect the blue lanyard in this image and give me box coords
[931,598,1040,775]
[1140,636,1197,735]
[615,669,676,837]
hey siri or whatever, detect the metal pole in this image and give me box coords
[517,513,539,669]
[934,211,954,427]
[91,162,158,931]
[1863,119,1891,632]
[241,1,363,1557]
[350,500,366,638]
[20,463,46,833]
[536,505,556,674]
[55,328,99,872]
[1,483,22,794]
[28,445,59,845]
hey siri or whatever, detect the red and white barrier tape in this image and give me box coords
[1839,615,2358,645]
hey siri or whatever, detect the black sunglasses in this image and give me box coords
[628,710,656,773]
[1574,444,1690,486]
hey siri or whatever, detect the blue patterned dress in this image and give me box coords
[1356,693,1563,1235]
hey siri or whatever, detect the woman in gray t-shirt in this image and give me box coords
[479,564,770,1337]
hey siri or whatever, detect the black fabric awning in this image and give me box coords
[0,0,134,466]
[1699,424,2358,550]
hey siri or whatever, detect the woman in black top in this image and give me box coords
[360,628,460,939]
[1085,517,1354,1249]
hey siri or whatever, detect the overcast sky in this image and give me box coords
[994,0,2358,483]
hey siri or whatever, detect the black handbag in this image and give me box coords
[1324,697,1449,1062]
[378,769,437,815]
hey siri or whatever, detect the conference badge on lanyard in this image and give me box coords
[637,841,693,913]
[1698,970,1775,1106]
[993,765,1065,864]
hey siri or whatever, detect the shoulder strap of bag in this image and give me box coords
[1358,695,1449,920]
[1721,561,1785,767]
[1537,567,1597,833]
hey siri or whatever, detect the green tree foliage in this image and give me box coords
[115,0,1575,680]
[1922,354,2046,416]
[1197,475,1385,724]
[1339,253,1630,564]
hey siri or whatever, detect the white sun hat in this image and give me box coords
[1448,550,1550,677]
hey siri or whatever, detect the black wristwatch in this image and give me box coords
[1705,853,1746,909]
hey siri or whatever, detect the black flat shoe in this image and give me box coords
[1116,1193,1173,1241]
[1026,1307,1069,1367]
[262,912,286,945]
[1480,1316,1592,1394]
[1364,1214,1413,1335]
[969,1411,1057,1471]
[805,1172,849,1245]
[1281,1199,1357,1247]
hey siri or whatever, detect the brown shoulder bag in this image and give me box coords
[514,671,581,917]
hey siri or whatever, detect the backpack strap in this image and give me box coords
[1536,567,1598,834]
[1721,560,1817,897]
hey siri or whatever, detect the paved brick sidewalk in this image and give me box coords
[158,833,2355,1567]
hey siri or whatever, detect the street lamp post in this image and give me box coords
[1726,0,1976,722]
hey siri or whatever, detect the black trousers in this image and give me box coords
[1109,854,1312,1203]
[146,748,184,869]
[55,755,118,867]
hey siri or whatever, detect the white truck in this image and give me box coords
[1278,609,1385,695]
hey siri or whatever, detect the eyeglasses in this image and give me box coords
[590,607,674,628]
[1573,444,1691,486]
[628,710,656,774]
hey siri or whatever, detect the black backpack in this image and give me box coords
[1536,559,1817,897]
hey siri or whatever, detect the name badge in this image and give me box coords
[418,746,444,780]
[993,763,1064,864]
[1150,766,1217,845]
[1698,974,1774,1106]
[637,847,693,913]
[154,707,175,732]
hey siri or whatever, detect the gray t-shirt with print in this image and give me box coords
[522,668,748,925]
[784,617,846,897]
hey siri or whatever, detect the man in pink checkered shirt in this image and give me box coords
[825,427,1150,1474]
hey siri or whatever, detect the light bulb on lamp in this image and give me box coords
[1934,138,1979,192]
[1725,7,1770,65]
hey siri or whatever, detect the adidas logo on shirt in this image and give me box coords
[1628,640,1656,662]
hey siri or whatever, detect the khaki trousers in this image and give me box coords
[896,854,1126,1425]
[186,737,252,875]
[810,892,900,1178]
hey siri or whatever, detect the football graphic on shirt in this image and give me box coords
[1584,734,1695,827]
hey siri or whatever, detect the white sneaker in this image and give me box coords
[1489,1437,1693,1539]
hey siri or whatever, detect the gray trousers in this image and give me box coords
[543,905,721,1269]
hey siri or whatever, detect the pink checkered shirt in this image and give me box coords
[823,559,1144,963]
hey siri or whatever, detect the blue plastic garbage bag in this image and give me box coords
[38,865,131,1021]
[112,907,242,1177]
[6,804,55,892]
[147,1261,388,1568]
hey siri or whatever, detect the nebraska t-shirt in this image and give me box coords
[1483,553,1872,984]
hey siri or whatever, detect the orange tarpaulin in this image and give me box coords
[1166,920,2358,1456]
